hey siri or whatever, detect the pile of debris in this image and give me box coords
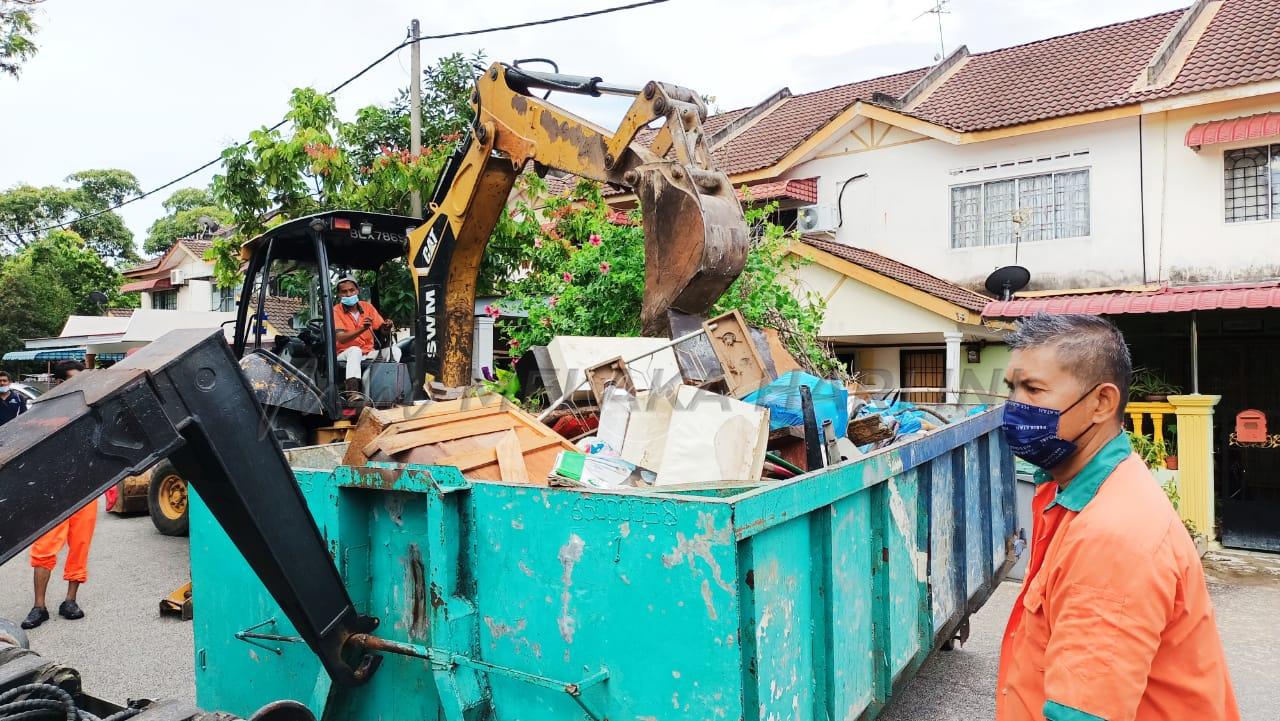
[342,310,964,488]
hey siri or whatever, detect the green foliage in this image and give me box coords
[209,53,482,294]
[1129,367,1181,399]
[482,367,521,403]
[0,229,130,355]
[497,181,839,376]
[0,0,42,78]
[1128,431,1169,469]
[143,187,233,255]
[0,169,142,263]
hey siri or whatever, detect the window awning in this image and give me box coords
[738,177,818,204]
[1185,112,1280,149]
[121,277,173,293]
[983,282,1280,319]
[3,348,87,361]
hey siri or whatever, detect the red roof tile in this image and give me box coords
[178,237,215,258]
[801,236,991,312]
[983,281,1280,318]
[739,177,818,204]
[1185,111,1280,147]
[1137,0,1280,102]
[123,257,162,275]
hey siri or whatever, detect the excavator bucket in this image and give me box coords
[635,164,748,337]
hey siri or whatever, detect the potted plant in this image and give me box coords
[1164,425,1178,470]
[1129,367,1181,402]
[1127,431,1168,470]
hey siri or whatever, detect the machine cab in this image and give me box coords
[233,211,419,434]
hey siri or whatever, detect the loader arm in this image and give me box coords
[0,329,381,687]
[408,62,747,388]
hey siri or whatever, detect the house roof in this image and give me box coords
[104,308,135,318]
[983,281,1280,318]
[798,236,992,313]
[122,236,216,277]
[738,177,818,204]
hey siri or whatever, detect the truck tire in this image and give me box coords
[148,460,189,537]
[0,616,29,649]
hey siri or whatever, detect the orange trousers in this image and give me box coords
[29,500,98,583]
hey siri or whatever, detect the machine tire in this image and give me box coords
[148,460,189,537]
[0,616,29,649]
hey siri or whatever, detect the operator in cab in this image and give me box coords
[332,276,399,393]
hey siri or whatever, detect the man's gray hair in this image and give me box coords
[1006,313,1132,417]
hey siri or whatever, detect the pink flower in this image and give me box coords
[548,295,559,307]
[562,272,573,283]
[589,233,602,246]
[484,304,501,319]
[533,238,543,249]
[599,261,611,275]
[510,339,520,349]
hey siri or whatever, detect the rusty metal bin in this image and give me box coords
[190,408,1016,720]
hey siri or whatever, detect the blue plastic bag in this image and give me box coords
[743,371,849,434]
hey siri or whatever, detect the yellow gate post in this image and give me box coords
[1167,394,1221,540]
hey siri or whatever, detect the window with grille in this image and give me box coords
[151,290,177,310]
[901,350,945,403]
[213,284,239,312]
[950,169,1090,248]
[1224,145,1280,222]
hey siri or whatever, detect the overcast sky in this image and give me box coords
[0,0,1188,255]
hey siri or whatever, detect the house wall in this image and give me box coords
[792,262,960,338]
[854,347,901,390]
[959,343,1011,405]
[790,92,1280,291]
[132,250,218,312]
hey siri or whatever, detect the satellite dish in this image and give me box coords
[87,291,109,311]
[985,266,1031,301]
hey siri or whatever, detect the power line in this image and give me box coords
[17,0,670,238]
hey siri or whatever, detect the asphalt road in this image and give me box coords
[3,507,1278,718]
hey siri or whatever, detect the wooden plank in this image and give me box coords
[762,327,804,375]
[379,404,507,436]
[372,415,519,457]
[493,431,530,484]
[584,356,635,405]
[435,434,567,471]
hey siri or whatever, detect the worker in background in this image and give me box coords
[332,276,399,393]
[996,314,1237,721]
[21,360,97,630]
[0,370,26,426]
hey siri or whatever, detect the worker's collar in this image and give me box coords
[1034,431,1131,512]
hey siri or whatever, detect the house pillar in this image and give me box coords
[473,315,495,382]
[1168,394,1221,541]
[943,331,963,403]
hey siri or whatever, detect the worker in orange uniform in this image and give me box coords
[996,314,1237,721]
[21,361,96,630]
[332,276,398,394]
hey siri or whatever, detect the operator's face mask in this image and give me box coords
[1001,384,1100,470]
[340,295,359,307]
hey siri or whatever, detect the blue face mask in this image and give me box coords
[1001,384,1099,470]
[340,295,359,307]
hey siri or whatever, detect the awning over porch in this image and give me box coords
[737,177,818,204]
[2,348,126,362]
[1185,112,1280,149]
[983,281,1280,319]
[121,277,173,293]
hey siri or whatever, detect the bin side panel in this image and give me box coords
[467,485,745,721]
[829,491,875,717]
[929,449,961,633]
[963,441,989,601]
[190,474,333,718]
[991,430,1016,575]
[886,472,924,674]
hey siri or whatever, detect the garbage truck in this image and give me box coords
[0,329,1017,720]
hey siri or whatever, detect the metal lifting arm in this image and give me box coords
[0,329,381,686]
[408,62,748,388]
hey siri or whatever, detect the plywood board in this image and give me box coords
[703,310,770,398]
[493,431,530,484]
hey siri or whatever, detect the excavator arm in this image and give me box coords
[409,62,748,387]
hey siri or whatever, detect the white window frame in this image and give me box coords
[1222,144,1280,224]
[151,290,177,310]
[949,167,1092,249]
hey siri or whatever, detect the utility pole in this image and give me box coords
[409,18,423,219]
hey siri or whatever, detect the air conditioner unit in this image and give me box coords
[169,269,188,286]
[796,204,837,233]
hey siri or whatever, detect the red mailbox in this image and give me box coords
[1236,410,1267,443]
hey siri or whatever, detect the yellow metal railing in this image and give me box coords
[1126,396,1221,541]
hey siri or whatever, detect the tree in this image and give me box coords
[497,181,842,376]
[209,52,487,323]
[0,229,134,355]
[0,169,142,263]
[1,0,42,78]
[143,187,233,255]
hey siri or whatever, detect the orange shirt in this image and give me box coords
[997,432,1238,721]
[333,300,385,354]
